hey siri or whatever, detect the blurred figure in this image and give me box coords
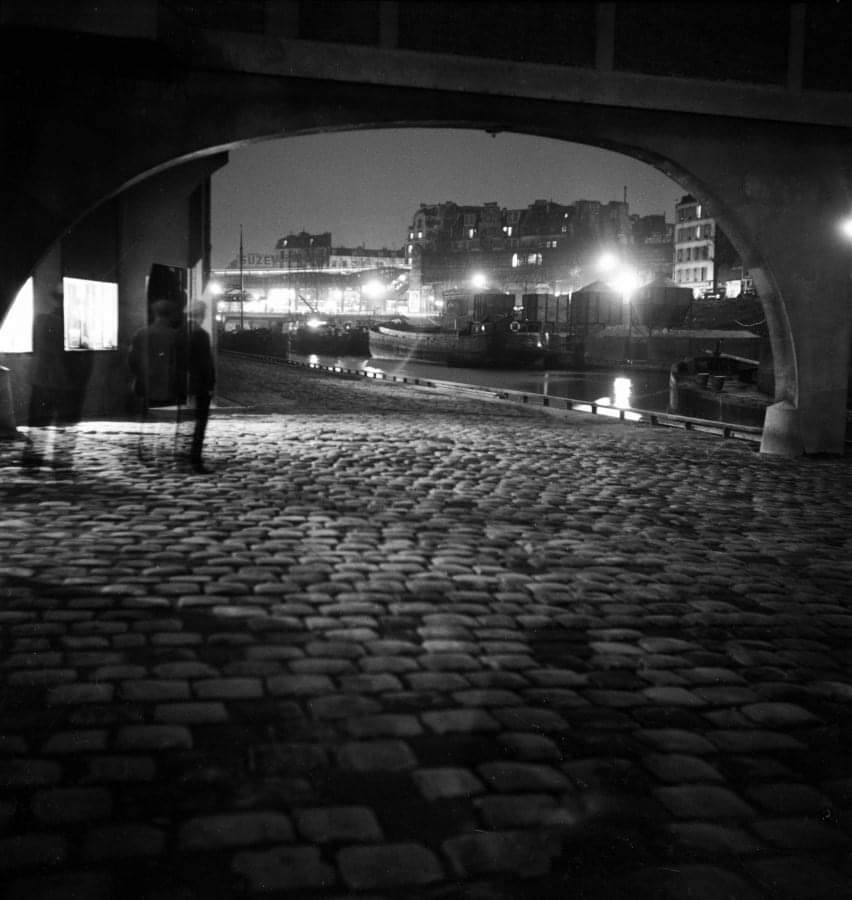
[129,297,183,462]
[22,282,75,470]
[183,300,215,474]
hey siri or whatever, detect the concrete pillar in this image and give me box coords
[744,180,852,456]
[0,366,18,438]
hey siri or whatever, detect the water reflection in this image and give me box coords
[613,377,632,408]
[289,352,670,413]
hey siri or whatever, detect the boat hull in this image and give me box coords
[368,324,544,368]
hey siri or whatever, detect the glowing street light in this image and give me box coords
[611,268,641,302]
[597,251,619,274]
[471,272,487,290]
[361,280,386,300]
[840,216,852,241]
[207,281,224,296]
[606,265,641,363]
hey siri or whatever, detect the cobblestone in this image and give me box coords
[336,842,444,889]
[295,806,383,843]
[179,812,294,851]
[31,787,112,824]
[443,830,558,878]
[1,357,851,897]
[233,845,337,892]
[412,767,485,800]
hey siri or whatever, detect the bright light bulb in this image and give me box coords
[362,280,386,299]
[597,252,618,273]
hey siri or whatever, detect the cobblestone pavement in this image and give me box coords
[1,357,851,899]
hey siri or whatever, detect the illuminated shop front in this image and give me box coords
[0,155,226,421]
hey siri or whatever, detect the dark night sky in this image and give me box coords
[211,128,685,266]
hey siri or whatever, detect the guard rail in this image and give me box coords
[221,350,764,444]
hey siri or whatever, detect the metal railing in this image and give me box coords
[221,350,764,444]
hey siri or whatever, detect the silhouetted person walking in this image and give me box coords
[129,298,183,462]
[184,300,215,474]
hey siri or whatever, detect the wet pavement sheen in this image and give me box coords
[0,356,851,898]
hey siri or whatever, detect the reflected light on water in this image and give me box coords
[590,376,642,421]
[613,377,632,409]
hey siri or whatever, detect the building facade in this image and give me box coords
[673,194,742,297]
[0,155,226,421]
[406,198,670,312]
[212,233,408,326]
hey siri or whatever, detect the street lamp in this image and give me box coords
[597,251,619,274]
[362,280,386,300]
[609,267,640,362]
[471,272,487,290]
[840,216,852,241]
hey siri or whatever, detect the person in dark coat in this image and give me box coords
[184,300,215,474]
[129,297,182,463]
[129,298,183,411]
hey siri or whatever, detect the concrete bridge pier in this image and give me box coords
[659,133,852,457]
[743,160,852,457]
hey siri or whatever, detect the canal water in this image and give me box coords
[289,353,672,413]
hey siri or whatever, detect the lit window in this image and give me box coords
[697,204,702,218]
[63,277,118,350]
[0,277,34,353]
[267,287,295,311]
[409,232,414,239]
[408,244,413,253]
[417,231,423,239]
[468,228,475,239]
[511,253,519,268]
[695,226,701,239]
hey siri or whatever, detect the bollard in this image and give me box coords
[0,365,19,438]
[760,400,804,457]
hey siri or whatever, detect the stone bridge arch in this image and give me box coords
[2,62,850,456]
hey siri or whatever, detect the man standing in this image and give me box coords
[184,300,215,474]
[129,297,182,410]
[129,297,182,463]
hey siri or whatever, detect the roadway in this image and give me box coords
[0,356,850,898]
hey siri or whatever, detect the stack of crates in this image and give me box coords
[522,294,569,331]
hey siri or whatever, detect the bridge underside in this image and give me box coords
[2,58,850,454]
